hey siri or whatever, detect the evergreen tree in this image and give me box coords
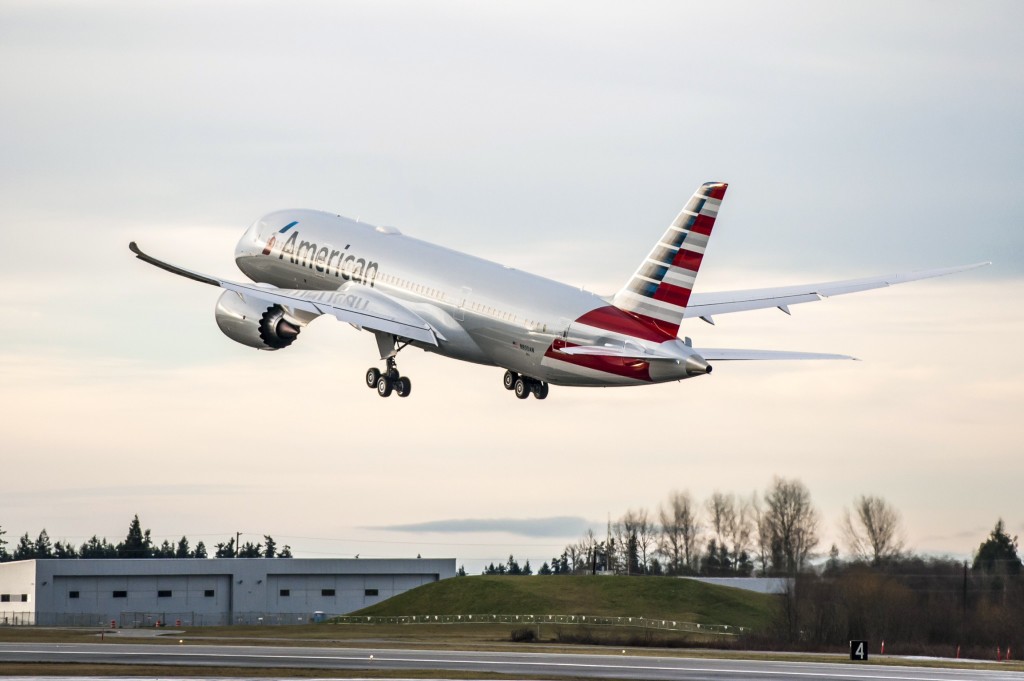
[157,540,175,558]
[0,525,9,562]
[973,519,1022,575]
[824,544,841,575]
[702,538,721,575]
[735,550,754,576]
[263,535,277,558]
[456,564,467,577]
[238,541,263,558]
[506,554,521,575]
[522,559,532,575]
[627,533,640,575]
[35,529,53,558]
[215,538,236,558]
[119,515,152,558]
[14,533,35,560]
[538,561,552,575]
[175,536,190,558]
[53,541,78,559]
[192,541,208,559]
[80,535,117,558]
[278,545,293,558]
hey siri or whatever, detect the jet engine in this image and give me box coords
[214,290,302,350]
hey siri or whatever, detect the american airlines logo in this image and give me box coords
[262,221,379,286]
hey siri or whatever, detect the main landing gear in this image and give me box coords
[503,370,549,400]
[365,357,412,398]
[366,335,412,398]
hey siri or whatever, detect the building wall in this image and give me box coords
[0,559,36,624]
[0,558,454,626]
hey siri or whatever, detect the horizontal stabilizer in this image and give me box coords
[684,262,990,319]
[696,348,857,361]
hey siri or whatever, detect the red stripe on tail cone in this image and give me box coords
[545,339,652,382]
[653,281,692,308]
[689,214,716,236]
[706,183,728,200]
[672,249,702,272]
[574,306,676,343]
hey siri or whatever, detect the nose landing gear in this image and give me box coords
[503,370,549,400]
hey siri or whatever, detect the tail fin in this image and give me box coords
[612,181,727,336]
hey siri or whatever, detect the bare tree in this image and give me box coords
[706,492,736,550]
[763,477,820,574]
[658,490,702,574]
[841,494,904,564]
[634,508,656,573]
[750,493,773,576]
[728,495,755,573]
[616,509,650,574]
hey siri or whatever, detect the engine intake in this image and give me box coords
[215,290,302,351]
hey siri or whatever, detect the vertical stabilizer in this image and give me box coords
[612,181,727,336]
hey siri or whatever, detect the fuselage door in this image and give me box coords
[454,286,471,321]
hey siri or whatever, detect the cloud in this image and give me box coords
[370,517,598,538]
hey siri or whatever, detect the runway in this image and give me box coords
[2,642,1023,680]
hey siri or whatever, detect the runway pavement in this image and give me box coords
[2,642,1023,680]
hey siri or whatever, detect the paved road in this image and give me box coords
[2,642,1023,680]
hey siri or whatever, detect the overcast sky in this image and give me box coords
[1,1,1022,573]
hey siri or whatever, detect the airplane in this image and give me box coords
[129,182,987,400]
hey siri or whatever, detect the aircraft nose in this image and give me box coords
[685,353,712,376]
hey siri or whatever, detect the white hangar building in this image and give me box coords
[0,557,455,626]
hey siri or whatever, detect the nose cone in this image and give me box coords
[684,353,712,376]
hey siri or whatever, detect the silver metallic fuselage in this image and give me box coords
[234,210,704,387]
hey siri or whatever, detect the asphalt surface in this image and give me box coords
[2,642,1024,680]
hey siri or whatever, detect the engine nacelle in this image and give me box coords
[214,290,302,350]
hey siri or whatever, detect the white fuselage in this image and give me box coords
[234,210,705,387]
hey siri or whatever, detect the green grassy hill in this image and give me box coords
[354,576,776,630]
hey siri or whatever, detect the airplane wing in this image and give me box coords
[129,242,440,346]
[682,262,990,323]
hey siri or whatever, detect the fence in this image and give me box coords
[2,611,748,634]
[1,611,325,627]
[329,613,746,636]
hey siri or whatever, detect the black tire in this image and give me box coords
[376,375,393,397]
[365,367,381,389]
[395,376,412,398]
[503,370,517,391]
[534,382,549,400]
[514,377,530,399]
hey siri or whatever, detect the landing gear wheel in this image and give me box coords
[533,382,549,400]
[503,370,517,391]
[514,377,530,399]
[365,367,381,389]
[376,375,393,397]
[395,376,412,398]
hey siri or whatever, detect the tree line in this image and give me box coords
[0,515,292,561]
[474,476,1021,655]
[544,477,829,577]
